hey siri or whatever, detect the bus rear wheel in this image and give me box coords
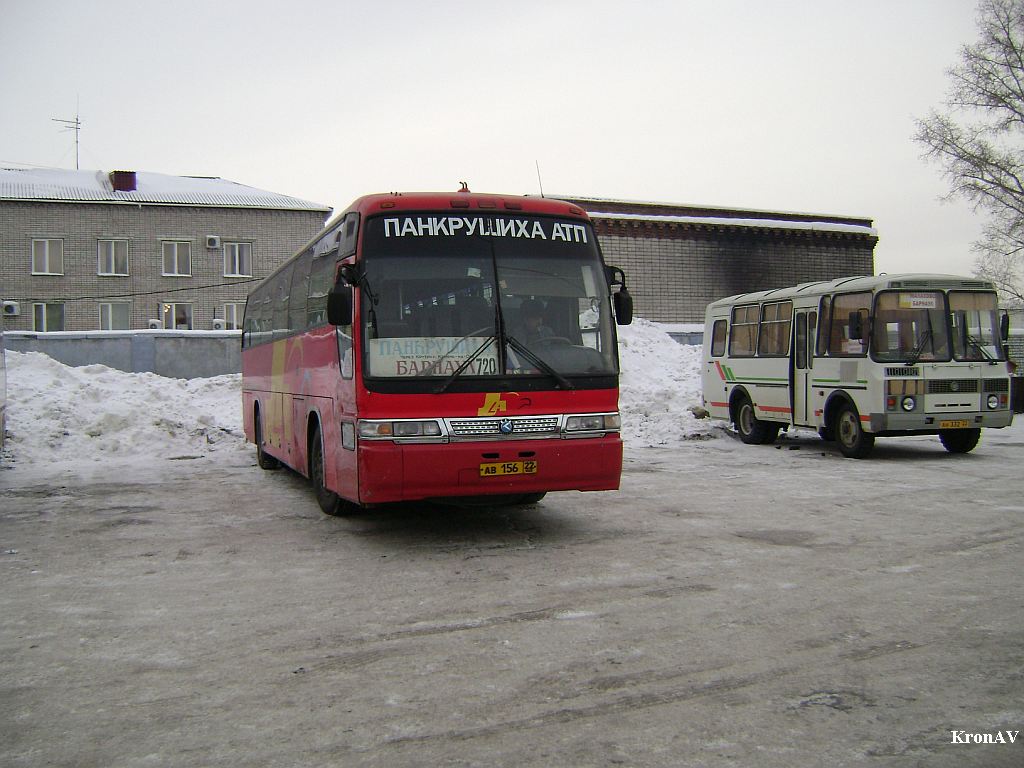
[310,424,350,516]
[734,395,780,445]
[835,403,874,459]
[939,427,981,454]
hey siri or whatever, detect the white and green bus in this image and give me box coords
[702,274,1014,458]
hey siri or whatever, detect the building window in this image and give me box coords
[98,239,129,276]
[32,239,64,275]
[224,303,246,330]
[99,302,131,330]
[224,242,253,277]
[162,302,193,330]
[162,241,192,276]
[32,302,65,331]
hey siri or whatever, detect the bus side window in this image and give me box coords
[307,253,335,327]
[289,250,313,335]
[273,262,294,341]
[729,305,758,357]
[817,297,831,356]
[710,319,727,357]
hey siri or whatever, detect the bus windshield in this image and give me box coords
[359,213,617,384]
[871,290,950,363]
[949,290,1004,361]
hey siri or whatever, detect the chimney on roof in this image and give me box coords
[109,170,137,192]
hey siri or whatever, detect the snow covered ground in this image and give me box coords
[0,319,713,479]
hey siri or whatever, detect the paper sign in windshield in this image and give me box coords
[899,293,938,310]
[368,336,499,377]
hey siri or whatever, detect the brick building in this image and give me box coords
[564,197,878,323]
[0,168,330,332]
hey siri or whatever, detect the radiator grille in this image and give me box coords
[928,379,979,394]
[886,367,919,377]
[983,378,1010,393]
[448,416,560,438]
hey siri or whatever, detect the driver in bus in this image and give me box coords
[517,299,554,343]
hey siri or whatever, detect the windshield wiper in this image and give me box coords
[905,329,932,366]
[506,334,574,390]
[963,332,998,362]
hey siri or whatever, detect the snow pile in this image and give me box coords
[1,321,709,473]
[2,351,247,475]
[616,318,711,446]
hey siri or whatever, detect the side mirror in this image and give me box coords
[605,265,634,326]
[613,288,633,326]
[1000,311,1010,342]
[327,285,353,326]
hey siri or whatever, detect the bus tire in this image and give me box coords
[310,424,347,516]
[735,395,780,445]
[939,427,981,454]
[835,403,874,459]
[255,410,280,470]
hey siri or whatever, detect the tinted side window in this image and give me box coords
[710,319,727,357]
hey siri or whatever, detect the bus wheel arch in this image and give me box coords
[307,416,352,516]
[831,398,874,459]
[730,388,780,445]
[253,402,280,470]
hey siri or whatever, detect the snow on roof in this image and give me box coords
[585,210,878,237]
[0,167,331,212]
[553,194,876,237]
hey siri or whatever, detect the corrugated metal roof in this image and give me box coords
[0,168,331,212]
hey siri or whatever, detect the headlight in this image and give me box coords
[358,419,442,439]
[901,396,916,412]
[565,413,620,432]
[987,394,1000,410]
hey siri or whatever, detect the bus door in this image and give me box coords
[792,310,815,425]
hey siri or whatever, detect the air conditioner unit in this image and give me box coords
[148,319,163,329]
[206,236,222,249]
[211,318,226,330]
[2,300,20,317]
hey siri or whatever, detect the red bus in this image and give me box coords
[241,190,633,514]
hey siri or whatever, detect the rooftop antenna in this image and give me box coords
[52,103,81,170]
[535,160,545,197]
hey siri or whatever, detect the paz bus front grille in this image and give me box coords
[928,379,979,394]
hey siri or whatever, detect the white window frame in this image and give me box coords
[162,302,193,330]
[32,302,65,331]
[162,241,192,277]
[31,239,64,275]
[98,239,129,276]
[224,242,253,277]
[224,303,246,330]
[99,301,132,330]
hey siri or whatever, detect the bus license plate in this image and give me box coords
[480,460,538,477]
[939,419,971,429]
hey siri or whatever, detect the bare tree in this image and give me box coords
[915,0,1024,305]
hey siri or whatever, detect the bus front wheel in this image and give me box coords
[939,427,981,454]
[735,395,779,445]
[310,424,349,516]
[835,404,874,459]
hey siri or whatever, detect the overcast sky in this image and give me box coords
[0,0,988,277]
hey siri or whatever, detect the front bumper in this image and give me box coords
[869,410,1014,434]
[357,434,623,504]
